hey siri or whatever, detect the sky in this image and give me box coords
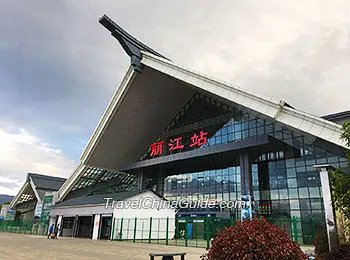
[0,1,350,195]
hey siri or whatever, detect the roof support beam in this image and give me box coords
[99,14,169,73]
[29,176,42,202]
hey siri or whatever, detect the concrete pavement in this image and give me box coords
[0,233,205,260]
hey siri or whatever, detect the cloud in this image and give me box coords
[0,0,350,196]
[0,127,77,195]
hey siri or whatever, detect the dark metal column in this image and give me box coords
[240,152,253,195]
[156,170,165,195]
[137,170,144,191]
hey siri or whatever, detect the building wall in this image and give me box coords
[21,210,34,221]
[111,191,176,240]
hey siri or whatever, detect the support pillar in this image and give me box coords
[57,215,63,237]
[92,214,101,240]
[313,164,339,251]
[137,171,143,191]
[240,152,253,195]
[157,171,165,195]
[240,152,254,220]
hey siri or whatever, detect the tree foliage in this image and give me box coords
[330,121,350,240]
[341,121,350,163]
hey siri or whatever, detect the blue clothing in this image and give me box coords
[49,226,54,232]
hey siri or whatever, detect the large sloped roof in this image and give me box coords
[28,173,66,191]
[10,173,66,209]
[57,15,349,202]
[322,110,350,125]
[78,51,348,168]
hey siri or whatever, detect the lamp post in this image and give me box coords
[313,164,339,251]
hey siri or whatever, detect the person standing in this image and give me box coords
[47,224,54,239]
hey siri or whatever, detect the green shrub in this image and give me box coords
[201,218,308,260]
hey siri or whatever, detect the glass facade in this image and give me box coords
[70,166,138,194]
[164,166,241,203]
[136,92,348,224]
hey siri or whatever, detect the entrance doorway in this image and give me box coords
[76,216,93,238]
[99,216,112,240]
[61,217,75,237]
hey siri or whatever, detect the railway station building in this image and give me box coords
[40,15,350,242]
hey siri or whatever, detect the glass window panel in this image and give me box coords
[242,122,249,130]
[265,124,273,134]
[257,126,265,135]
[310,198,322,210]
[222,134,227,143]
[297,166,306,173]
[228,133,234,142]
[316,158,327,164]
[269,179,278,189]
[297,177,307,187]
[288,178,297,188]
[235,123,242,132]
[249,128,256,137]
[279,189,289,199]
[290,211,301,218]
[257,119,265,127]
[274,131,283,140]
[243,130,249,139]
[287,168,296,178]
[300,199,311,210]
[298,187,309,198]
[260,190,270,200]
[289,189,298,199]
[277,178,287,189]
[309,187,320,198]
[276,160,286,169]
[305,158,316,166]
[270,190,279,200]
[228,125,234,134]
[311,210,324,220]
[235,131,242,140]
[285,159,295,168]
[290,200,300,209]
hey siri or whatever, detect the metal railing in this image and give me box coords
[110,216,325,248]
[0,220,48,236]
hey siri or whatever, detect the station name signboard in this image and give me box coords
[149,130,208,157]
[40,195,53,224]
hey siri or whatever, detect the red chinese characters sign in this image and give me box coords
[149,130,208,157]
[168,137,184,151]
[189,130,208,148]
[150,141,164,157]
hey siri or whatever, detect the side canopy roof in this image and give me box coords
[58,15,349,201]
[52,189,164,208]
[10,173,66,209]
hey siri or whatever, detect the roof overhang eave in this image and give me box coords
[79,66,137,164]
[10,181,30,209]
[140,51,350,150]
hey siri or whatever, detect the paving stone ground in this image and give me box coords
[0,232,205,260]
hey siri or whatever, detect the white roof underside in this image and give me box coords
[58,51,348,201]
